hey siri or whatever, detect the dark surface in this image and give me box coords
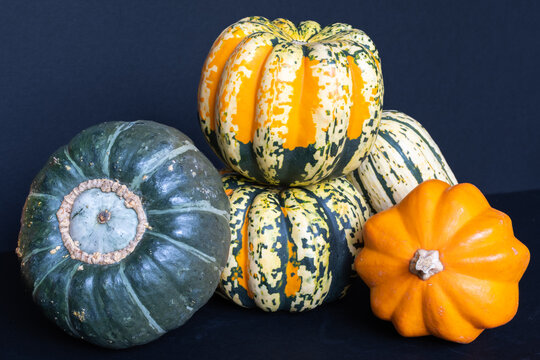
[1,0,540,252]
[2,189,539,359]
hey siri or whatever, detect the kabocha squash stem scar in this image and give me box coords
[56,179,148,265]
[355,179,530,344]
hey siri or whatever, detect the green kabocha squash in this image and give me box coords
[199,16,384,186]
[347,110,457,212]
[16,121,230,349]
[219,171,372,312]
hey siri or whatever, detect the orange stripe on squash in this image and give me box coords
[346,56,371,140]
[285,239,301,297]
[262,56,319,150]
[284,57,319,150]
[223,44,274,145]
[199,32,246,131]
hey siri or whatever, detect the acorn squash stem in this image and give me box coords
[409,249,444,280]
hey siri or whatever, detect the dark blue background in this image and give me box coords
[1,1,539,245]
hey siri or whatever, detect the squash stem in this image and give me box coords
[97,209,111,224]
[409,249,444,280]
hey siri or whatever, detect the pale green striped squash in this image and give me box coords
[347,110,457,212]
[219,171,372,312]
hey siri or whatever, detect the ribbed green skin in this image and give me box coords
[219,171,372,312]
[347,110,457,212]
[17,121,230,349]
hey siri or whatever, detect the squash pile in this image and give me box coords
[199,16,530,343]
[17,16,529,349]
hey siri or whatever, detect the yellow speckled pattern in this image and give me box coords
[219,170,372,312]
[199,17,384,186]
[347,110,458,212]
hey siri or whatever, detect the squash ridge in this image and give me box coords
[147,200,229,220]
[130,142,197,189]
[63,146,86,179]
[118,262,165,335]
[64,263,82,337]
[146,231,217,264]
[32,257,69,298]
[102,122,136,177]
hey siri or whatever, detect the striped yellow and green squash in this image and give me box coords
[199,17,384,186]
[347,110,457,212]
[219,171,372,312]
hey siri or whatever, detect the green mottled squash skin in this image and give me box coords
[219,171,372,312]
[17,121,231,349]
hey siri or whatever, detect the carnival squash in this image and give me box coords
[16,121,231,348]
[355,179,530,343]
[220,171,372,311]
[347,110,457,212]
[199,17,384,186]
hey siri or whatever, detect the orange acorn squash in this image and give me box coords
[355,179,530,343]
